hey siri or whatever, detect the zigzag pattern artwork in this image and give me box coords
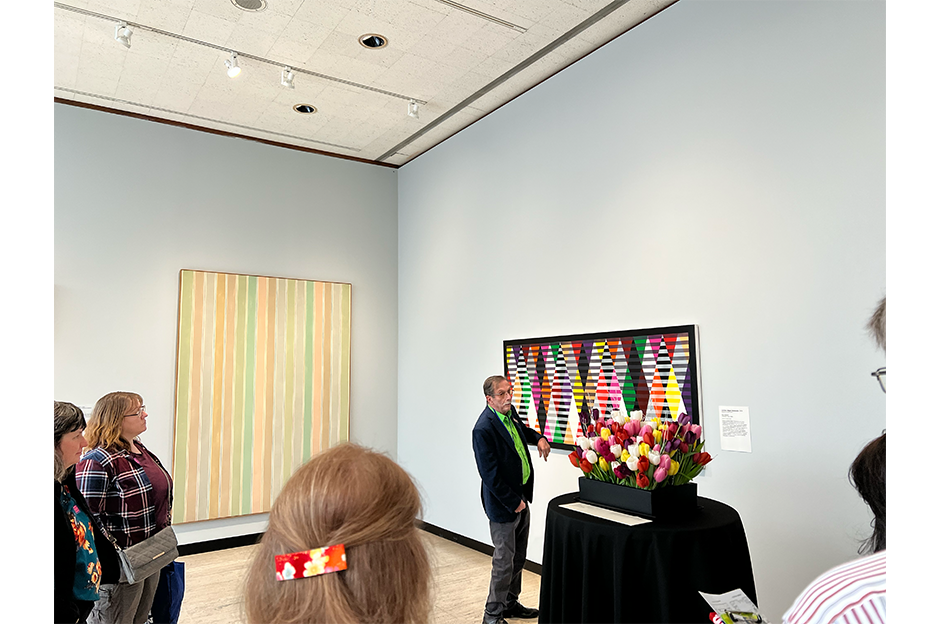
[504,327,699,447]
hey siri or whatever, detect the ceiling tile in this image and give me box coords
[181,10,240,44]
[267,18,333,67]
[135,1,193,33]
[191,0,241,22]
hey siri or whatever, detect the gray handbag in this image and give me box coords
[115,526,179,585]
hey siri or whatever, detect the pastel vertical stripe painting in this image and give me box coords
[504,325,701,450]
[172,269,351,523]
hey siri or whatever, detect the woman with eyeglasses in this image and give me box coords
[55,401,120,623]
[76,392,173,624]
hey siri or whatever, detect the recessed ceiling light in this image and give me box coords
[358,34,388,49]
[293,104,317,114]
[231,0,266,11]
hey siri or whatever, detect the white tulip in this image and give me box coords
[626,456,639,471]
[609,444,623,458]
[585,450,598,464]
[577,436,592,451]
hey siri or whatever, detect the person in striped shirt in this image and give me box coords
[782,299,886,624]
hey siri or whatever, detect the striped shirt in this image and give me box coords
[782,550,886,624]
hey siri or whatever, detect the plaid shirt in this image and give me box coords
[75,441,173,549]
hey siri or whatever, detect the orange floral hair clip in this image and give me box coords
[275,543,347,581]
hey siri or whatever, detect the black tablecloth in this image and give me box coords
[539,492,757,624]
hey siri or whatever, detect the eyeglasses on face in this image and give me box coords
[124,405,146,417]
[870,368,885,393]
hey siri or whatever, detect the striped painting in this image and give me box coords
[503,326,701,450]
[172,269,351,523]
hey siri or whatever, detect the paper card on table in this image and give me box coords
[559,502,652,526]
[719,406,752,453]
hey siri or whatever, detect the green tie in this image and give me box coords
[493,407,530,484]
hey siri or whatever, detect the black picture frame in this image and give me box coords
[503,325,702,451]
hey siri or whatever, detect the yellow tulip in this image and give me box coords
[653,430,663,444]
[638,442,650,457]
[598,456,610,473]
[668,460,680,476]
[600,428,611,440]
[621,449,630,463]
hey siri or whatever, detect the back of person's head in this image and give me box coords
[54,401,86,481]
[850,433,886,554]
[85,391,142,451]
[244,443,431,624]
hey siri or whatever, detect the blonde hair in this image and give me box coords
[85,392,143,452]
[244,443,431,624]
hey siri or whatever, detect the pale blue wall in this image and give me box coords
[55,103,400,542]
[397,1,885,620]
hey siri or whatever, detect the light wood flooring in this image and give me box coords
[177,531,541,624]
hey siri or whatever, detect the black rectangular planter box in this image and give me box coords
[578,477,698,519]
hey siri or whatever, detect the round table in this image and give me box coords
[538,492,757,623]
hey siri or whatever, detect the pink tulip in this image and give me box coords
[653,466,668,482]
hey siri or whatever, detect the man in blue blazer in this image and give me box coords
[472,375,551,624]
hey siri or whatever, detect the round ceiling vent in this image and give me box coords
[231,0,266,12]
[358,34,388,49]
[293,104,317,114]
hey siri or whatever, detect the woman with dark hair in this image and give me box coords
[782,434,887,624]
[849,433,886,555]
[76,392,173,624]
[783,298,887,624]
[55,401,119,623]
[243,443,432,624]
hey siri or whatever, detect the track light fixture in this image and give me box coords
[281,67,295,89]
[225,52,241,78]
[408,99,419,119]
[114,22,132,48]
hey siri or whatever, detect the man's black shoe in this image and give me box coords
[503,604,539,619]
[481,615,508,624]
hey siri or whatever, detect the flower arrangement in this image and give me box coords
[569,408,712,489]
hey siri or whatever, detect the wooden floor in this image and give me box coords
[177,531,541,624]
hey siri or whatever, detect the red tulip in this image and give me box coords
[694,452,713,466]
[568,451,580,467]
[636,456,650,473]
[636,473,650,488]
[679,441,689,454]
[587,424,595,434]
[580,458,592,473]
[610,421,620,434]
[643,432,655,447]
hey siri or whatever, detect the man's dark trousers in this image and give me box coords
[485,505,530,619]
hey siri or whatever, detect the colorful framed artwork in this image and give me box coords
[172,269,351,523]
[503,325,702,450]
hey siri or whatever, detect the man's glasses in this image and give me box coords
[124,405,146,417]
[871,368,886,393]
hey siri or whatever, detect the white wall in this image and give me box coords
[54,103,399,543]
[397,1,885,621]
